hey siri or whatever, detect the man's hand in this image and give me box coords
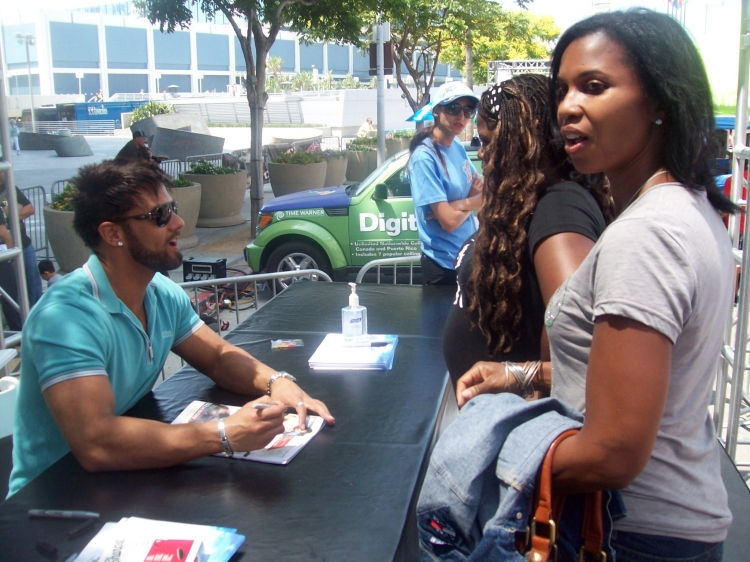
[456,361,514,408]
[223,398,286,452]
[269,376,335,430]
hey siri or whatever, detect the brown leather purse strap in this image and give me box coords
[528,429,605,562]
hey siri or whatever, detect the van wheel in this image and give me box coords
[266,241,332,291]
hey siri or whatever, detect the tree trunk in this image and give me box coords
[464,30,474,140]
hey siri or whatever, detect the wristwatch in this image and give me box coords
[267,371,296,396]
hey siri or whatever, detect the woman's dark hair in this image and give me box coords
[71,159,173,250]
[549,8,739,214]
[467,74,613,355]
[408,105,454,177]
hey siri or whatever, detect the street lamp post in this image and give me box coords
[76,71,84,96]
[15,33,36,133]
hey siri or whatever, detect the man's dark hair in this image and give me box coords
[38,259,55,275]
[70,159,173,250]
[549,8,738,214]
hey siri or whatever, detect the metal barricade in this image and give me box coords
[50,179,72,199]
[178,269,333,336]
[186,153,224,168]
[320,137,341,151]
[19,186,50,260]
[713,0,750,481]
[355,255,421,285]
[159,160,189,179]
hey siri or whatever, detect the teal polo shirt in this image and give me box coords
[8,255,202,496]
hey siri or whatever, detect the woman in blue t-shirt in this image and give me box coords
[408,82,483,285]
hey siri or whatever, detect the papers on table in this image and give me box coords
[308,334,398,370]
[74,516,244,562]
[172,400,325,465]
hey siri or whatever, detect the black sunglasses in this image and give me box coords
[114,201,178,228]
[442,101,478,118]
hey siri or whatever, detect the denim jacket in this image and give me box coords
[417,393,624,561]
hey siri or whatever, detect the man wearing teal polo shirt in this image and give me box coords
[8,160,335,497]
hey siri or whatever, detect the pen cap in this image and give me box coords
[348,282,359,307]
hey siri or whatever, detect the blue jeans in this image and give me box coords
[23,244,43,307]
[611,531,723,562]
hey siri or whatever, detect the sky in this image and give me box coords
[2,0,745,101]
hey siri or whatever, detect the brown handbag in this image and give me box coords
[525,429,606,562]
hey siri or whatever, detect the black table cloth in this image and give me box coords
[0,282,456,561]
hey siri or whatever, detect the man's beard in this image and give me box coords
[122,222,183,272]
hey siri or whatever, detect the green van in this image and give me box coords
[246,147,480,287]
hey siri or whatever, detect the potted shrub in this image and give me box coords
[267,151,327,197]
[321,150,348,187]
[346,138,378,182]
[391,130,413,153]
[182,161,247,228]
[43,184,91,273]
[170,177,201,249]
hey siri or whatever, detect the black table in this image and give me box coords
[0,282,457,561]
[2,282,749,561]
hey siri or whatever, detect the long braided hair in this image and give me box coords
[466,74,613,355]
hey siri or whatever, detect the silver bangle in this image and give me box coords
[267,371,297,396]
[218,417,233,458]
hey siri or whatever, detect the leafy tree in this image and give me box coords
[384,0,533,120]
[440,10,559,86]
[135,0,376,231]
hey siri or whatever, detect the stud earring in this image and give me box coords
[117,241,123,247]
[654,119,663,125]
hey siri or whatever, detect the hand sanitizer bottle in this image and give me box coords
[342,282,367,342]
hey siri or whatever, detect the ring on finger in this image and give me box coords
[296,401,305,408]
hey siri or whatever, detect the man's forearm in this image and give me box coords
[207,346,276,397]
[74,416,224,472]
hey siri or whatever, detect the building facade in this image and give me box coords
[1,3,462,100]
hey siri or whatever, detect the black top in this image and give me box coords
[442,181,607,384]
[0,187,32,249]
[115,139,149,162]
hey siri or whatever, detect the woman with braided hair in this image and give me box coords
[443,74,614,386]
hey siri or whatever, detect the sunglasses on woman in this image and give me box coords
[114,200,178,228]
[442,102,478,118]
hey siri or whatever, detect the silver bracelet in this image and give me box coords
[217,417,233,458]
[267,371,297,396]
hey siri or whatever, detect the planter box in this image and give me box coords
[182,171,247,228]
[42,207,91,274]
[170,182,201,249]
[346,151,377,182]
[268,161,327,197]
[386,138,409,159]
[323,156,347,188]
[53,135,93,157]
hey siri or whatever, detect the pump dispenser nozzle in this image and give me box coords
[343,282,367,341]
[348,282,359,307]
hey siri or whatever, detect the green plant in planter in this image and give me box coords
[392,130,414,139]
[172,176,194,187]
[271,151,324,165]
[131,101,175,123]
[347,144,376,152]
[349,136,377,148]
[188,161,238,175]
[320,150,347,160]
[49,184,77,212]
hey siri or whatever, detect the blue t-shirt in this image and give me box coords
[409,138,478,269]
[8,255,202,496]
